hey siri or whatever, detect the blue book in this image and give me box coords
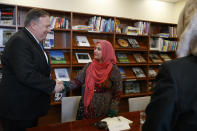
[118,67,126,79]
[44,31,54,48]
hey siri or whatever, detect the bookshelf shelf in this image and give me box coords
[50,64,70,68]
[53,29,71,32]
[0,25,16,28]
[45,47,70,50]
[73,30,114,35]
[121,91,152,98]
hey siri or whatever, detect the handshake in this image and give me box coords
[53,80,69,93]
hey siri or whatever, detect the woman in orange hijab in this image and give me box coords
[69,40,122,120]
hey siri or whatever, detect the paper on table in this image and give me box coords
[101,116,133,131]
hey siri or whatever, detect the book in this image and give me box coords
[148,81,156,91]
[116,53,130,63]
[123,81,140,94]
[132,67,146,78]
[160,54,172,62]
[54,68,70,101]
[0,48,4,64]
[148,68,157,77]
[75,53,92,63]
[117,38,129,48]
[49,50,66,64]
[149,53,162,63]
[75,36,90,47]
[133,53,146,63]
[115,19,121,33]
[43,31,54,49]
[127,38,140,48]
[150,38,162,51]
[118,67,126,79]
[54,68,70,81]
[0,29,15,47]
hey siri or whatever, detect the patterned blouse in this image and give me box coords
[70,63,122,119]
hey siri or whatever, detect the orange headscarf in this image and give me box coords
[84,40,116,112]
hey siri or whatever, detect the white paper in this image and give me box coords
[101,116,133,131]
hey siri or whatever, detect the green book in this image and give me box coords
[116,53,130,63]
[49,50,66,64]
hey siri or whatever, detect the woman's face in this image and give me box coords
[94,43,102,61]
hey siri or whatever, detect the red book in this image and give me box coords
[1,12,14,15]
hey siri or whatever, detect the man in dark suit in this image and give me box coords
[0,8,64,131]
[142,0,197,131]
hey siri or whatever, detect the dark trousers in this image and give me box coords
[0,118,38,131]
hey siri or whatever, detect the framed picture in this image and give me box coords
[75,53,92,63]
[54,68,70,81]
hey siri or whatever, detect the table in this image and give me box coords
[27,111,141,131]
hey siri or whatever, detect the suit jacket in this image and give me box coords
[142,55,197,131]
[0,28,56,120]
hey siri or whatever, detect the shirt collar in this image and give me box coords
[25,27,40,44]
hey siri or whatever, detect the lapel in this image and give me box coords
[22,28,51,70]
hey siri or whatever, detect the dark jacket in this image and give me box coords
[0,28,56,120]
[143,55,197,131]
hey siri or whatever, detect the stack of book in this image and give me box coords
[49,16,69,29]
[88,16,114,32]
[150,38,177,51]
[0,6,15,25]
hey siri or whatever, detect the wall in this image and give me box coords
[173,0,186,23]
[0,0,186,24]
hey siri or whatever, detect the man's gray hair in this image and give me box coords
[24,8,49,27]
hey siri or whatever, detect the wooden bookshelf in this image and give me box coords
[0,3,178,106]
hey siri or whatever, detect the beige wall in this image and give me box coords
[173,0,186,23]
[0,0,186,24]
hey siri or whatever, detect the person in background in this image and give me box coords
[67,40,122,119]
[142,0,197,131]
[0,8,64,131]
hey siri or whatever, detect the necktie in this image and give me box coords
[38,42,44,52]
[38,42,49,64]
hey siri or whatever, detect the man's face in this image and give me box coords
[33,16,51,42]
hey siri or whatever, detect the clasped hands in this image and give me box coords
[53,80,65,93]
